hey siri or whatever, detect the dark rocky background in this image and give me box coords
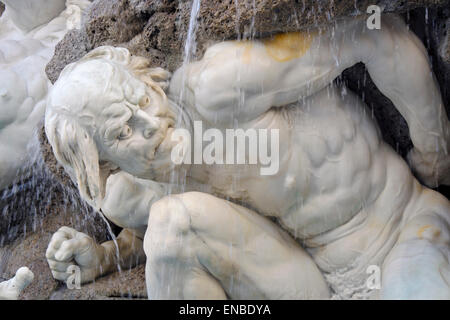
[0,0,449,299]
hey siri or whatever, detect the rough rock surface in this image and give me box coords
[0,165,145,300]
[0,2,4,17]
[0,127,109,246]
[0,212,146,300]
[49,264,147,299]
[0,128,143,300]
[0,194,146,300]
[0,213,104,300]
[45,0,450,83]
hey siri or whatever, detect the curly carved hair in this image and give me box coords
[45,46,171,209]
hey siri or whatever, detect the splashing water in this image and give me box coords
[0,124,114,278]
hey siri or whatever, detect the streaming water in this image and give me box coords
[175,0,201,109]
[0,126,112,280]
[167,0,202,197]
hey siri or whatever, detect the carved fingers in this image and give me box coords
[46,226,104,284]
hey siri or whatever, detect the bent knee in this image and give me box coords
[144,195,193,260]
[381,239,450,299]
[399,213,450,246]
[400,190,450,245]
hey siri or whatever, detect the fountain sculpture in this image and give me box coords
[43,14,450,299]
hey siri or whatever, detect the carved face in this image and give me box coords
[94,70,177,180]
[77,63,175,179]
[45,47,178,207]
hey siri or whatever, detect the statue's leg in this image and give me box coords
[144,192,330,300]
[381,186,450,299]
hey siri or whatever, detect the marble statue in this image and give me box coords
[0,267,34,300]
[0,0,90,190]
[45,14,450,299]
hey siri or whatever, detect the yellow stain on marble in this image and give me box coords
[263,32,315,62]
[433,229,441,240]
[232,41,256,64]
[240,42,254,64]
[233,31,315,64]
[417,224,432,239]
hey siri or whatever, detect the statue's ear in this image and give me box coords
[46,116,108,209]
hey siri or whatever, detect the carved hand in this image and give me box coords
[46,226,108,285]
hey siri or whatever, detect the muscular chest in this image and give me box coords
[190,87,384,239]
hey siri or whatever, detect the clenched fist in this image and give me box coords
[46,226,108,285]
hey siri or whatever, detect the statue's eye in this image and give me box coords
[139,95,150,108]
[118,125,132,140]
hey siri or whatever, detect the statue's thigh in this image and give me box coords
[144,191,330,299]
[381,200,450,299]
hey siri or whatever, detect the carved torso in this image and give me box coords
[184,85,416,274]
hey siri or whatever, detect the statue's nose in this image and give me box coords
[136,110,160,138]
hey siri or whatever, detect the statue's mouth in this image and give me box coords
[154,117,175,155]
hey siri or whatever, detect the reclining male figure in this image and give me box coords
[45,14,450,299]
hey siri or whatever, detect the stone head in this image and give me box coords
[45,46,176,208]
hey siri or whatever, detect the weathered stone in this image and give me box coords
[0,212,145,300]
[46,0,450,83]
[440,18,450,64]
[45,30,92,92]
[0,2,4,17]
[434,11,450,109]
[0,126,143,300]
[341,64,414,159]
[49,264,146,300]
[0,208,113,300]
[0,126,111,246]
[38,123,76,189]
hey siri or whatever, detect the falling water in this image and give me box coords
[182,0,201,66]
[175,0,201,109]
[168,0,202,197]
[0,125,113,280]
[147,0,205,299]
